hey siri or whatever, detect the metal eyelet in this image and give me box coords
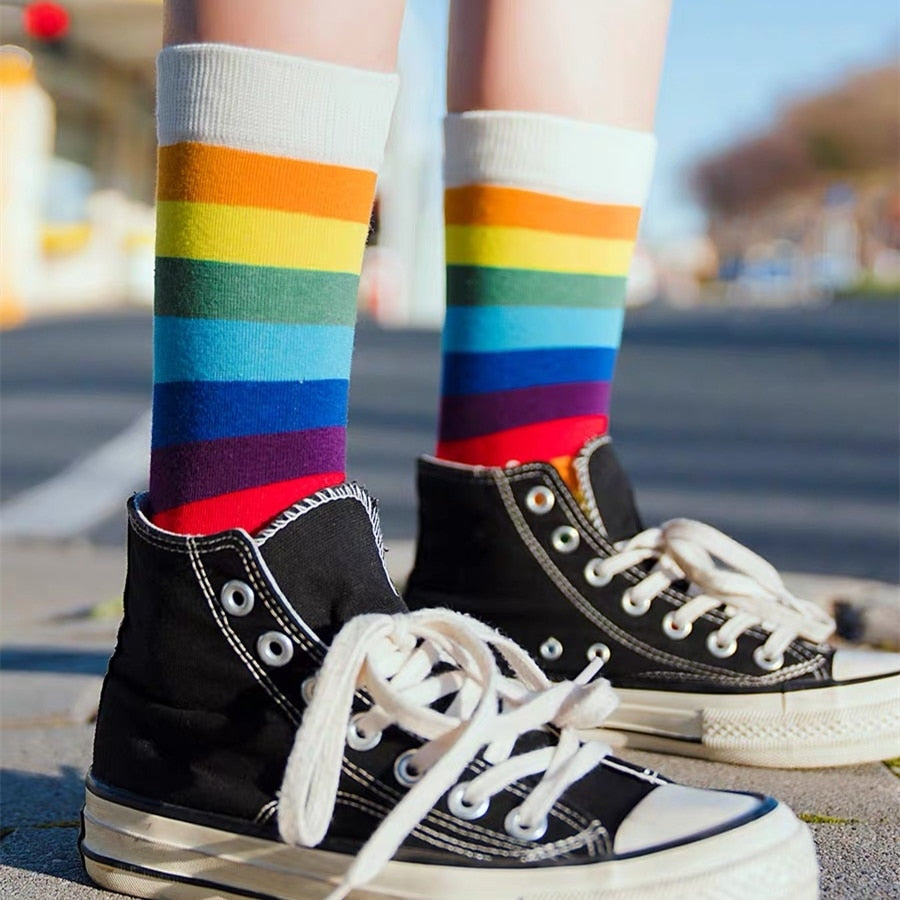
[586,642,611,665]
[346,713,382,751]
[550,526,580,554]
[256,631,293,667]
[220,579,254,616]
[300,676,317,705]
[661,610,692,640]
[753,646,784,672]
[525,486,555,515]
[447,782,489,820]
[706,632,738,658]
[504,807,548,841]
[621,590,652,617]
[584,558,612,587]
[393,750,423,787]
[539,637,563,661]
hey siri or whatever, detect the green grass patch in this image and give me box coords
[833,278,900,300]
[798,812,860,825]
[88,597,124,620]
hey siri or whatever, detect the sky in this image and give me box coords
[410,0,898,243]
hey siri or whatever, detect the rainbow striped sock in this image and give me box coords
[149,45,397,534]
[437,112,656,487]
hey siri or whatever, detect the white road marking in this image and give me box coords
[0,411,151,539]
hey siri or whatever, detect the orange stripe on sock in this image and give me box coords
[157,143,376,222]
[152,471,344,536]
[445,185,641,240]
[436,415,608,468]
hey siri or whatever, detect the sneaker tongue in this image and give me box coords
[576,437,644,543]
[254,484,406,636]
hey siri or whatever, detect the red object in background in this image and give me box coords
[22,2,70,42]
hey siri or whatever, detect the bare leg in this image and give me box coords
[164,0,405,70]
[448,0,670,129]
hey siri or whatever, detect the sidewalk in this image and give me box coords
[2,539,898,899]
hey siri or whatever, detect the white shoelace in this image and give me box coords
[591,518,834,665]
[278,608,618,900]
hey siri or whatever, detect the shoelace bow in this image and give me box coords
[278,608,618,900]
[595,517,834,661]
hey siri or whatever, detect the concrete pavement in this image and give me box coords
[2,538,898,899]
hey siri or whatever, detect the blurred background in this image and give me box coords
[1,0,898,583]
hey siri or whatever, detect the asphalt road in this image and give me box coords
[1,300,898,581]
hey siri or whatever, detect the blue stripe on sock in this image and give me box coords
[441,347,618,396]
[441,306,625,354]
[151,379,349,448]
[153,318,354,383]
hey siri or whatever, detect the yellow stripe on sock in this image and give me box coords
[156,201,369,273]
[549,454,581,493]
[445,225,634,277]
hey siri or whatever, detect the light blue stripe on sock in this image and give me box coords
[441,306,626,354]
[153,317,355,383]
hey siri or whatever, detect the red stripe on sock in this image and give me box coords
[435,415,608,467]
[152,471,344,535]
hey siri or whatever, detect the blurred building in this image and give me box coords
[0,0,450,326]
[0,0,160,319]
[2,0,158,199]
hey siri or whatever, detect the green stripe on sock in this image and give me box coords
[155,257,359,325]
[446,266,628,309]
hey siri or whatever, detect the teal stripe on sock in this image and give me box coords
[154,317,354,383]
[446,265,627,309]
[441,306,625,354]
[155,257,359,325]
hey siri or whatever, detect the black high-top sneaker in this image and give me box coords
[81,483,820,899]
[406,437,900,769]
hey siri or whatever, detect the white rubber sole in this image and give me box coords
[81,787,818,900]
[588,673,900,768]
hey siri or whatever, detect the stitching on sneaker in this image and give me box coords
[636,661,826,686]
[468,757,600,839]
[254,799,278,824]
[341,761,523,852]
[504,468,825,674]
[505,467,740,632]
[335,790,607,862]
[343,758,564,854]
[504,468,826,667]
[334,792,496,861]
[573,434,612,535]
[188,538,305,724]
[254,482,398,599]
[492,470,821,685]
[339,792,523,859]
[134,511,325,660]
[422,463,822,666]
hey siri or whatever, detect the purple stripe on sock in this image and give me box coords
[439,381,611,442]
[150,427,345,511]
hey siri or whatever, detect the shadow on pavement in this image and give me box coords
[0,765,95,889]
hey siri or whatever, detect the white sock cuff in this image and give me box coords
[157,44,399,171]
[445,110,657,207]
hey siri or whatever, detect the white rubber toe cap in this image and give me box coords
[832,647,900,682]
[613,784,761,855]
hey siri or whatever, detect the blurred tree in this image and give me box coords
[691,65,899,217]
